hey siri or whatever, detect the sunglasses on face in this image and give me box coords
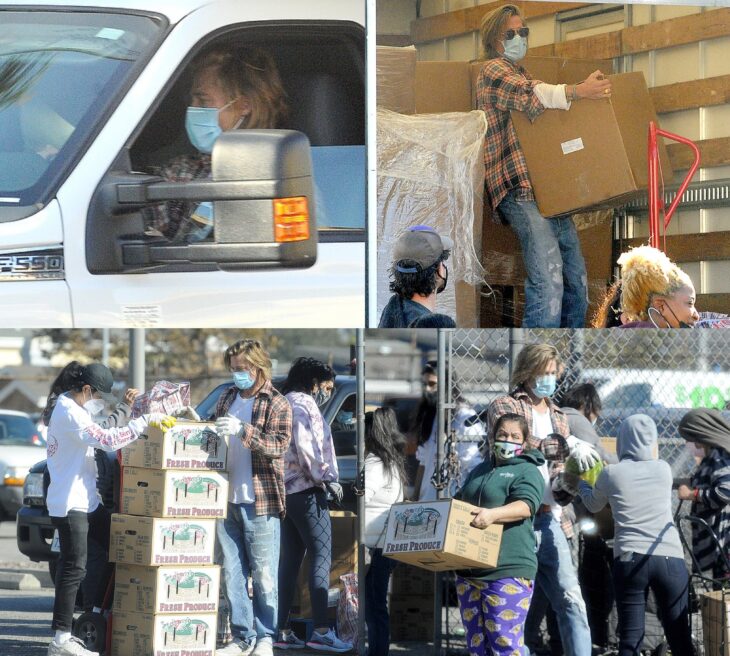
[503,27,529,40]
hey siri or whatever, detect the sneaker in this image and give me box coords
[252,639,273,656]
[274,630,306,650]
[48,637,99,656]
[306,629,353,653]
[217,638,256,656]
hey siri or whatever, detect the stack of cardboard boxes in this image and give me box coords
[109,421,228,656]
[388,564,435,641]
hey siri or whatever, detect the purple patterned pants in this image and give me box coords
[455,575,534,656]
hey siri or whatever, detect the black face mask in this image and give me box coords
[422,388,438,405]
[436,264,448,294]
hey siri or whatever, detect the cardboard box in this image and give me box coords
[376,45,417,114]
[290,511,357,618]
[389,595,435,641]
[390,562,435,596]
[415,61,472,113]
[511,72,672,218]
[121,467,228,519]
[113,564,220,615]
[382,499,503,571]
[122,422,227,471]
[702,590,730,656]
[110,610,217,656]
[109,514,216,566]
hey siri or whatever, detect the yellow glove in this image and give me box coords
[148,414,177,430]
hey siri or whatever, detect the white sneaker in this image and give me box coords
[306,629,353,653]
[47,637,99,656]
[252,639,273,656]
[273,630,306,650]
[217,638,256,655]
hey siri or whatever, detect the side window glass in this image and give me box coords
[331,393,357,456]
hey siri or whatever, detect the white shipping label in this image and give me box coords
[561,137,585,155]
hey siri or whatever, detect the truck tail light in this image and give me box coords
[273,197,310,243]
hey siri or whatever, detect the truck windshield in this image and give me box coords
[0,11,161,212]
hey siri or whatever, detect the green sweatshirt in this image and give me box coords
[454,449,545,581]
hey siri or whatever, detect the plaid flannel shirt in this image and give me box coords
[144,154,212,240]
[212,380,292,518]
[486,387,575,537]
[475,57,545,217]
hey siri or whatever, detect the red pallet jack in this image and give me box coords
[647,120,701,251]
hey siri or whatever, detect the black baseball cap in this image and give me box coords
[393,225,453,272]
[81,363,114,395]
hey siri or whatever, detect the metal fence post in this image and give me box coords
[356,329,367,656]
[433,329,448,654]
[508,328,524,386]
[129,328,145,392]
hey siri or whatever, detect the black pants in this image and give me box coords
[51,510,88,632]
[613,552,694,656]
[278,487,332,629]
[365,548,397,656]
[579,534,615,648]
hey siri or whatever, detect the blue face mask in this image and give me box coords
[502,35,527,62]
[314,388,331,407]
[532,374,557,399]
[233,371,255,391]
[185,98,239,154]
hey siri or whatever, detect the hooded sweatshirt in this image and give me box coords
[579,414,683,559]
[454,449,546,581]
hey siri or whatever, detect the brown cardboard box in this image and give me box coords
[290,511,357,618]
[121,467,228,519]
[382,499,502,571]
[121,421,227,471]
[110,609,217,656]
[390,561,435,596]
[113,564,220,615]
[389,593,435,640]
[701,590,730,656]
[415,61,472,113]
[377,45,417,114]
[511,72,672,218]
[109,514,216,566]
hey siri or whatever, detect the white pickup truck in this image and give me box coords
[0,0,366,327]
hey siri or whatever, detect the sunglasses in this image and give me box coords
[503,27,530,40]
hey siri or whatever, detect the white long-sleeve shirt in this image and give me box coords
[364,453,404,549]
[46,393,149,517]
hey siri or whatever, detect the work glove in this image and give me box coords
[215,415,244,439]
[325,481,344,504]
[172,405,201,421]
[566,435,600,473]
[148,414,177,430]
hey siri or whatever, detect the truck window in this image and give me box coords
[0,11,162,216]
[127,23,365,240]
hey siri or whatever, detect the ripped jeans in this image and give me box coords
[532,512,592,656]
[498,191,588,328]
[217,503,280,645]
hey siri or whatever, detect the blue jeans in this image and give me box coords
[498,191,588,327]
[365,548,397,656]
[217,503,280,644]
[612,552,693,656]
[532,512,592,656]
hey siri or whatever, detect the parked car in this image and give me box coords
[16,375,359,573]
[0,409,45,520]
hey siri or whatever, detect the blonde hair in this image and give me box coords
[480,4,523,60]
[510,343,561,389]
[224,339,272,382]
[617,245,694,321]
[193,47,288,129]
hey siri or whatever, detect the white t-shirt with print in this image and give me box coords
[226,394,255,504]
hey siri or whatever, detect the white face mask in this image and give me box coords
[83,389,105,417]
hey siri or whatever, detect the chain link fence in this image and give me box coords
[434,328,730,654]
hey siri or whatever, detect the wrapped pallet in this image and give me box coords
[377,108,488,326]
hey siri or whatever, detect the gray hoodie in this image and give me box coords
[579,414,683,559]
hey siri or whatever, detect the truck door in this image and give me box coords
[71,2,366,327]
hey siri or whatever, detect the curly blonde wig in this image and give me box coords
[617,245,694,321]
